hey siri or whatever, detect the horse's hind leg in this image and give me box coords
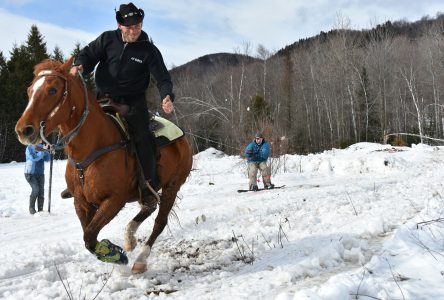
[124,203,156,251]
[132,189,177,274]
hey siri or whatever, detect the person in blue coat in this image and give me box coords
[24,144,51,214]
[244,132,274,191]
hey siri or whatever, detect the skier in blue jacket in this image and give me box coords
[25,144,51,214]
[244,132,274,191]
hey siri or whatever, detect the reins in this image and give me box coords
[36,69,89,212]
[37,69,128,200]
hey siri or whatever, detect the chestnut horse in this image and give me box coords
[15,57,192,273]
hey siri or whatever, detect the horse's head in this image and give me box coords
[15,57,75,145]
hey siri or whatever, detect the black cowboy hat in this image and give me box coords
[116,2,144,26]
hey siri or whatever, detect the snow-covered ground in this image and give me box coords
[1,142,444,300]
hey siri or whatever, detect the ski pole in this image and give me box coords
[48,149,54,213]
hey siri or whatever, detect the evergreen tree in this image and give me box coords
[52,45,65,62]
[70,42,82,58]
[3,44,31,161]
[0,51,6,76]
[6,44,31,116]
[245,95,272,134]
[0,51,8,161]
[251,95,271,123]
[26,25,49,65]
[0,51,8,108]
[8,25,49,122]
[71,43,96,92]
[1,25,50,162]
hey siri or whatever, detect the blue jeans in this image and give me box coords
[25,173,45,212]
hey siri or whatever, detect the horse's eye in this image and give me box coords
[48,88,57,96]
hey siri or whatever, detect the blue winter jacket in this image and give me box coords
[245,140,270,163]
[24,144,51,174]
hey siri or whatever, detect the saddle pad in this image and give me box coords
[151,116,185,148]
[107,114,184,148]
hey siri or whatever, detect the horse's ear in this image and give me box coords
[60,56,75,74]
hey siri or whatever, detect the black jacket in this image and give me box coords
[75,29,174,101]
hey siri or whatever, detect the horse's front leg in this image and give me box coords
[132,187,176,274]
[82,197,128,265]
[74,197,97,231]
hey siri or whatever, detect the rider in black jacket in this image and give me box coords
[75,28,173,101]
[70,2,174,205]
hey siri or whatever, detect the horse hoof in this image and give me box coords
[95,239,129,265]
[132,262,147,274]
[124,239,137,252]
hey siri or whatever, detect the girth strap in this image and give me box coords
[69,141,128,188]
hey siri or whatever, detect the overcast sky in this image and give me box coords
[0,0,442,68]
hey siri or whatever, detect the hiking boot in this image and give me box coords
[29,208,36,214]
[61,188,72,199]
[37,198,44,211]
[140,187,158,214]
[264,183,275,190]
[249,185,259,191]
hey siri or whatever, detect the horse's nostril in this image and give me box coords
[22,125,35,138]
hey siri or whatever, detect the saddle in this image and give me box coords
[98,98,184,149]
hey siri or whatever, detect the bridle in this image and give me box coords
[36,69,128,189]
[37,69,90,151]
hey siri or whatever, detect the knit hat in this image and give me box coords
[255,132,263,138]
[116,2,144,26]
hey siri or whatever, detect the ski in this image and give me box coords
[237,185,285,193]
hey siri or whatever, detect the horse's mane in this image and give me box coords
[33,59,62,77]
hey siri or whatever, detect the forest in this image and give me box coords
[1,14,444,162]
